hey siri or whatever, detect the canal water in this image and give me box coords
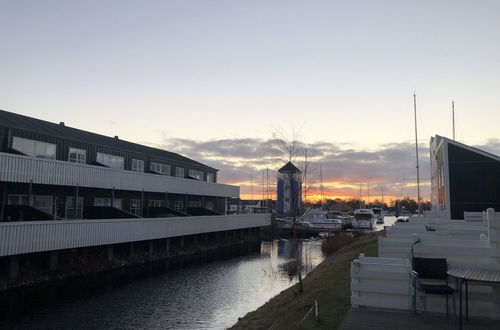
[0,239,325,330]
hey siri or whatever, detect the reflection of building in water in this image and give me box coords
[277,239,296,259]
[260,241,272,257]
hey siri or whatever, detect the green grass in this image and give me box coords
[229,231,383,330]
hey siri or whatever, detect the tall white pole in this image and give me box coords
[414,93,421,215]
[452,100,455,141]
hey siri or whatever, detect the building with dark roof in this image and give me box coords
[430,135,500,219]
[0,109,239,221]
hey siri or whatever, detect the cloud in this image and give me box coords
[473,138,500,157]
[157,136,438,201]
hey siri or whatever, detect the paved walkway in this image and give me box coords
[339,308,498,330]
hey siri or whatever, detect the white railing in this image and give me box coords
[351,255,500,318]
[0,213,271,257]
[0,152,239,197]
[351,209,500,318]
[351,255,412,310]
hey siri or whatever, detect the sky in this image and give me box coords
[1,1,499,202]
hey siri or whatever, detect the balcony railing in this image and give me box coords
[0,152,239,197]
[0,213,271,257]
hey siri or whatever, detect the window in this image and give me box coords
[65,197,83,219]
[94,197,111,207]
[187,201,202,208]
[12,137,56,159]
[175,167,185,178]
[69,147,86,164]
[94,197,122,209]
[173,200,184,212]
[130,199,141,215]
[189,169,204,180]
[206,173,214,183]
[32,195,54,214]
[285,197,290,202]
[96,153,124,169]
[148,200,166,207]
[8,194,28,205]
[206,201,214,210]
[150,162,170,175]
[132,159,144,172]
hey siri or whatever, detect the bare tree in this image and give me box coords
[301,147,318,205]
[273,127,301,163]
[274,127,305,293]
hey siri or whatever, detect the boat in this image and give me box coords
[298,208,343,230]
[351,209,376,230]
[371,207,384,224]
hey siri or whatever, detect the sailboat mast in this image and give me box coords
[320,165,324,205]
[452,101,455,141]
[413,93,421,215]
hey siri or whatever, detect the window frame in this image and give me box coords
[96,152,124,169]
[12,136,57,159]
[68,147,86,164]
[131,159,145,172]
[150,162,170,176]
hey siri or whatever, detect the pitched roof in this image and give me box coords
[278,161,301,173]
[434,135,500,162]
[0,109,217,171]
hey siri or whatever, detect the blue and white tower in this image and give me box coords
[276,162,302,215]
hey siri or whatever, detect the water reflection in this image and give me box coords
[0,239,324,330]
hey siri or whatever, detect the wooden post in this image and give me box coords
[0,183,6,221]
[74,184,79,219]
[28,179,33,206]
[141,189,145,217]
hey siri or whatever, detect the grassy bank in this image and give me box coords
[230,231,383,330]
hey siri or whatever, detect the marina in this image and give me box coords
[1,2,499,328]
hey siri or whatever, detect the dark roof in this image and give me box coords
[278,161,301,173]
[0,109,217,171]
[436,135,500,162]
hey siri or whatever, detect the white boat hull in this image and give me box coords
[301,221,342,230]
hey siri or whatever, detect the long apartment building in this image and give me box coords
[0,110,239,221]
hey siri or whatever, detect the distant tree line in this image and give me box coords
[304,197,431,214]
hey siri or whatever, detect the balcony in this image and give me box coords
[0,152,239,197]
[0,213,271,257]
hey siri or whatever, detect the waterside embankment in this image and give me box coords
[230,231,383,330]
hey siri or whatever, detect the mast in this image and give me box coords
[320,165,324,205]
[452,101,455,141]
[367,183,370,205]
[250,175,254,201]
[413,93,422,215]
[266,167,269,200]
[359,184,362,208]
[381,185,384,205]
[262,170,265,200]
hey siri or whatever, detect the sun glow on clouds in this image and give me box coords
[157,137,500,202]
